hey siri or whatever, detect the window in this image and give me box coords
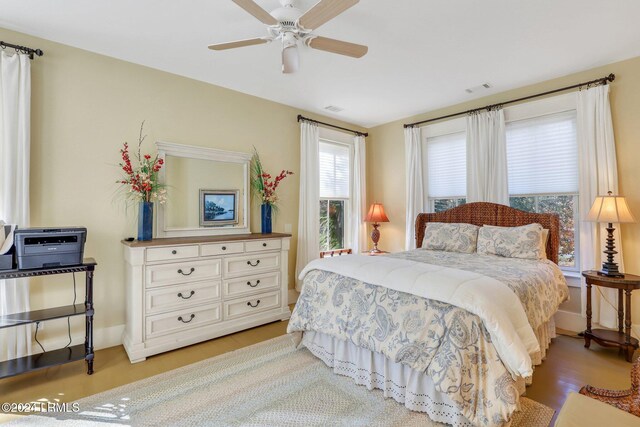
[506,110,580,269]
[425,131,467,212]
[420,95,581,271]
[319,140,350,251]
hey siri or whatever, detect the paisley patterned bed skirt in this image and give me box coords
[301,318,557,427]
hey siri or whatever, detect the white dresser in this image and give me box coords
[122,233,291,363]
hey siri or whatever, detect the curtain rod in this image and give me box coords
[297,114,368,137]
[0,41,44,60]
[404,73,615,128]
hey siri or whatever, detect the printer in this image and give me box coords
[14,227,87,269]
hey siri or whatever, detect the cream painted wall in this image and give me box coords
[0,27,366,349]
[367,56,640,326]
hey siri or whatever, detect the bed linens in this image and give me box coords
[422,222,480,253]
[477,223,545,260]
[297,253,539,378]
[287,249,568,427]
[387,250,568,335]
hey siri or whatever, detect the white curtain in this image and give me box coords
[404,127,424,250]
[577,85,622,329]
[295,121,320,291]
[466,109,509,205]
[349,135,367,253]
[0,52,32,361]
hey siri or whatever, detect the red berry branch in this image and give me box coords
[116,122,166,204]
[250,148,294,207]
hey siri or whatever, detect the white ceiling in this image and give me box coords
[2,0,640,128]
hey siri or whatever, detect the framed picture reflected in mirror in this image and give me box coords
[199,189,239,227]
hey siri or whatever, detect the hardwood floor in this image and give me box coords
[527,330,632,415]
[0,322,635,424]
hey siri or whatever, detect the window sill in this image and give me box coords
[562,270,581,278]
[562,270,582,287]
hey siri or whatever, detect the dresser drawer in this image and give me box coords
[223,253,280,277]
[201,242,244,257]
[145,303,221,340]
[146,259,221,288]
[223,272,280,298]
[146,245,199,263]
[245,239,281,253]
[145,281,221,314]
[223,290,280,320]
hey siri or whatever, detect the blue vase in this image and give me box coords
[261,203,272,234]
[138,201,154,241]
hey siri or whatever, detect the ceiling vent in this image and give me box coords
[465,83,492,94]
[324,105,344,112]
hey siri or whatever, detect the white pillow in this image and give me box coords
[422,222,480,254]
[477,223,545,260]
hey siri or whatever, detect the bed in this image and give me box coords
[287,202,569,427]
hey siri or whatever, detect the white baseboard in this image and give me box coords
[554,310,584,333]
[95,324,125,349]
[288,289,299,304]
[554,309,640,339]
[32,324,124,355]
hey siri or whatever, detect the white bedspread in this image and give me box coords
[299,254,539,378]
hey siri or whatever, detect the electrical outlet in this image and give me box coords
[284,224,292,233]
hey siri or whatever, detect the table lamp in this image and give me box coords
[364,202,390,254]
[586,191,636,277]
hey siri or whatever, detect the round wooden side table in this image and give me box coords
[582,270,640,362]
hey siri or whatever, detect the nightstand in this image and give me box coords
[582,270,640,362]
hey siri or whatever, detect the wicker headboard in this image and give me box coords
[415,202,560,264]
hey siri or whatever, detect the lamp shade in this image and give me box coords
[587,192,636,224]
[364,203,390,223]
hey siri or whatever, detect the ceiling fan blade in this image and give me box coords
[298,0,359,30]
[208,37,269,51]
[232,0,278,25]
[307,36,368,58]
[282,45,299,74]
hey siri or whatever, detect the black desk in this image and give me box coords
[0,258,96,379]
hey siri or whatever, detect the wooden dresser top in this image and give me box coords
[121,233,292,248]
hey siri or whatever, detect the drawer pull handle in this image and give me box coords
[246,280,261,288]
[177,267,195,276]
[171,250,177,255]
[262,243,267,247]
[177,290,195,299]
[247,300,261,308]
[177,314,195,323]
[222,246,227,250]
[247,260,260,267]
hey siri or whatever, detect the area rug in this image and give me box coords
[5,335,554,426]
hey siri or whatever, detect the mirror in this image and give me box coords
[156,142,251,237]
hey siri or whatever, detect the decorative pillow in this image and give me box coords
[422,222,480,254]
[477,223,545,260]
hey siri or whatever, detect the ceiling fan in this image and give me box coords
[209,0,368,74]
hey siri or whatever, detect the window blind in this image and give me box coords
[506,110,578,195]
[319,141,350,199]
[426,131,466,198]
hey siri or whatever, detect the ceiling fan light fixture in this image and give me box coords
[213,0,367,74]
[282,44,299,74]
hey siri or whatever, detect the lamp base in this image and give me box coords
[598,223,624,278]
[598,266,625,278]
[370,223,381,253]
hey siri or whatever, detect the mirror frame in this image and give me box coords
[155,141,252,237]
